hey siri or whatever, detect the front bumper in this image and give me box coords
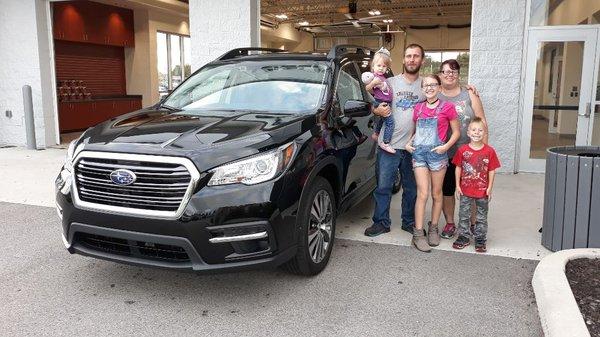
[56,169,303,273]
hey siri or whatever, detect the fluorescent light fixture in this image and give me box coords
[369,10,381,15]
[275,14,288,20]
[383,19,393,23]
[299,21,309,26]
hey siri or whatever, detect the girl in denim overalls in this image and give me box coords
[406,74,460,252]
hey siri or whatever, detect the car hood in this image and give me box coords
[79,109,316,172]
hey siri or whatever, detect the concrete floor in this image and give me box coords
[0,202,542,337]
[0,146,551,260]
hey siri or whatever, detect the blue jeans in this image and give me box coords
[372,149,416,229]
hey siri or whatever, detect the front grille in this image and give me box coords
[77,233,190,262]
[74,156,193,213]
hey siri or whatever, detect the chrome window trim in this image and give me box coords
[71,151,201,220]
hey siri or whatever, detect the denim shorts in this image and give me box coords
[412,145,448,171]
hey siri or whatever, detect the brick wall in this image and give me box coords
[469,0,528,172]
[189,0,260,71]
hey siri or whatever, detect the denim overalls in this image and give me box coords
[412,101,448,171]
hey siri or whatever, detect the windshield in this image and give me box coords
[163,60,329,114]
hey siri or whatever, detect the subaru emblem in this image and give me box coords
[110,169,137,186]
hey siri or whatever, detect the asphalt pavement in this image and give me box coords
[1,202,542,336]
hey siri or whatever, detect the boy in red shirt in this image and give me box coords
[451,117,500,252]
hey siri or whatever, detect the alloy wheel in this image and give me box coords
[307,190,333,264]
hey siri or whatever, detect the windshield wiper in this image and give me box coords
[158,104,182,112]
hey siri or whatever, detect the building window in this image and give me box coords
[420,51,470,83]
[530,0,600,26]
[157,32,191,97]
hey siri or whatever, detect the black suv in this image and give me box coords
[56,45,379,275]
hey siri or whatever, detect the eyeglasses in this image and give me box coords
[422,83,439,89]
[441,70,459,76]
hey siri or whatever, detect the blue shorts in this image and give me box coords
[412,145,448,171]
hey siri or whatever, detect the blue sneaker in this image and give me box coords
[364,223,390,237]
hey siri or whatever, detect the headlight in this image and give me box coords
[57,139,80,195]
[64,140,77,172]
[207,143,296,186]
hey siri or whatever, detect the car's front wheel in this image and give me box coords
[284,176,336,276]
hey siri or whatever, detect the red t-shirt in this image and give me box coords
[452,143,501,198]
[412,101,458,142]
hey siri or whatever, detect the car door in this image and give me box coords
[334,60,377,195]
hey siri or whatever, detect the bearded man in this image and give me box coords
[364,43,425,237]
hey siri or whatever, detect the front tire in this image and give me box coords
[284,176,336,276]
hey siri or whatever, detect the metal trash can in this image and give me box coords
[542,146,600,251]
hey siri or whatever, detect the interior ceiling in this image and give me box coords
[261,0,472,33]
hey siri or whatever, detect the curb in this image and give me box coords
[532,248,600,337]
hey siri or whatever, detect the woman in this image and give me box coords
[406,74,460,252]
[437,59,488,239]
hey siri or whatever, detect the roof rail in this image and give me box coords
[216,48,285,61]
[327,44,372,59]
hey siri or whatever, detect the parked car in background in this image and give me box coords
[56,45,379,275]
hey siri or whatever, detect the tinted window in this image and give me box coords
[336,62,364,110]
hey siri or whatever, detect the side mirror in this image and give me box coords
[343,100,370,117]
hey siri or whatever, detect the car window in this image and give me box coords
[336,62,364,111]
[163,61,329,114]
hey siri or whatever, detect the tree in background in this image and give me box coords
[456,52,470,83]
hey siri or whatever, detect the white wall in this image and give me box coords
[469,0,527,173]
[189,0,260,71]
[0,0,56,148]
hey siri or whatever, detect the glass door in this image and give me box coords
[519,28,599,172]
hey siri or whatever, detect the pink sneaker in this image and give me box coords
[371,133,379,141]
[441,223,456,239]
[379,142,396,154]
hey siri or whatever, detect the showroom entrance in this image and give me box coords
[518,0,600,172]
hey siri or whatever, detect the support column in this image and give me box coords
[0,0,56,147]
[469,0,527,172]
[189,0,260,71]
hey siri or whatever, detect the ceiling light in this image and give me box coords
[275,14,288,20]
[369,10,381,16]
[383,19,393,23]
[299,21,309,26]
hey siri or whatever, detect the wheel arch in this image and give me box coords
[299,155,343,208]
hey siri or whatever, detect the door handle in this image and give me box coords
[580,102,591,118]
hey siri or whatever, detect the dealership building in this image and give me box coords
[0,0,599,173]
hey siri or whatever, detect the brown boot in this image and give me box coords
[428,221,440,247]
[412,228,431,252]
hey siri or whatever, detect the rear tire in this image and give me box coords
[284,176,336,276]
